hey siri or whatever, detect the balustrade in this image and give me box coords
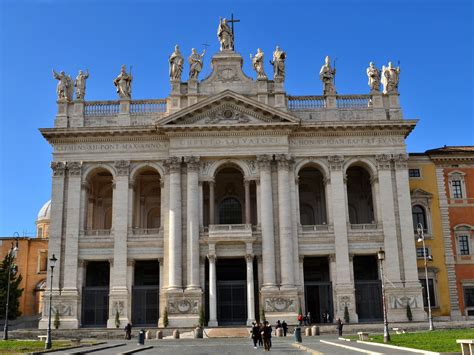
[130,99,167,115]
[84,101,120,116]
[336,95,371,109]
[288,96,326,110]
[82,229,112,236]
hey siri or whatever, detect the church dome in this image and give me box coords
[36,200,51,222]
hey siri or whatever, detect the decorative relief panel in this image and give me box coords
[328,155,344,171]
[68,161,82,176]
[112,301,125,316]
[50,302,74,316]
[375,154,392,170]
[264,297,296,312]
[389,295,421,309]
[204,107,250,124]
[51,161,67,176]
[168,298,200,314]
[114,160,130,176]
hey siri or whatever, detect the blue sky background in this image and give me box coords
[0,0,472,236]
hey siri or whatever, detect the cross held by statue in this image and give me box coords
[228,13,240,36]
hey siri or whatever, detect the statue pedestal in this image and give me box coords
[118,99,130,126]
[55,100,70,128]
[70,100,84,127]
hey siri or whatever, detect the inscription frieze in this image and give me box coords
[55,142,168,153]
[171,136,285,149]
[290,136,404,147]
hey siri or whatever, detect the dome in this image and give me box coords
[36,200,51,222]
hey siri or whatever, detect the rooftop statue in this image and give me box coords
[217,17,234,51]
[319,56,337,95]
[113,65,132,99]
[74,69,89,100]
[188,48,206,80]
[270,46,286,81]
[382,61,400,94]
[366,62,381,92]
[250,48,267,80]
[52,69,73,101]
[169,45,184,81]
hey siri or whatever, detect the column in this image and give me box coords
[208,254,218,326]
[167,157,182,290]
[199,181,204,228]
[246,254,255,325]
[257,155,276,288]
[80,182,88,234]
[108,160,131,327]
[244,179,251,224]
[256,180,261,225]
[295,176,301,225]
[276,154,295,288]
[209,180,215,225]
[185,156,200,290]
[127,259,135,321]
[160,180,165,230]
[158,258,163,292]
[127,180,134,230]
[63,162,83,292]
[289,165,300,286]
[375,154,402,284]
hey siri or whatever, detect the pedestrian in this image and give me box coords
[297,313,303,326]
[261,321,272,351]
[124,323,132,340]
[275,320,281,335]
[251,322,260,349]
[307,312,311,325]
[257,322,264,347]
[337,318,343,336]
[282,320,288,336]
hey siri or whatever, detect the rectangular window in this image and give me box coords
[459,235,470,255]
[420,278,436,307]
[464,287,474,307]
[452,180,463,198]
[409,169,421,178]
[38,251,47,272]
[416,248,429,258]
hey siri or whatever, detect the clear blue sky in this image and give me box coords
[0,0,472,236]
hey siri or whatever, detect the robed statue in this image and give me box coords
[270,46,286,81]
[319,56,336,95]
[52,69,73,101]
[366,62,381,92]
[113,65,132,99]
[382,61,400,94]
[217,18,233,51]
[188,48,205,80]
[169,45,184,81]
[74,69,89,100]
[250,48,267,80]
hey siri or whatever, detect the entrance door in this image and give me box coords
[132,260,160,326]
[217,280,247,325]
[82,261,110,327]
[355,281,382,321]
[304,282,333,323]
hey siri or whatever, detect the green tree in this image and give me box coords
[0,252,24,320]
[260,308,266,322]
[406,303,413,321]
[343,305,350,323]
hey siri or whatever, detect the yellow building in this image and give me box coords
[408,154,452,318]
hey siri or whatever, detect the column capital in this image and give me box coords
[276,154,295,169]
[393,153,408,169]
[207,254,216,263]
[257,154,273,169]
[375,154,392,170]
[328,155,344,171]
[164,156,182,173]
[67,161,83,177]
[129,179,136,189]
[184,156,200,171]
[114,160,130,176]
[51,161,67,177]
[108,258,114,267]
[245,254,254,263]
[78,259,86,267]
[127,259,135,267]
[328,254,336,262]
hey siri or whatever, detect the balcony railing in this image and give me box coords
[337,95,371,109]
[130,227,162,235]
[82,229,112,236]
[84,101,120,116]
[208,224,252,232]
[349,223,380,230]
[130,99,167,115]
[299,224,331,232]
[288,96,326,110]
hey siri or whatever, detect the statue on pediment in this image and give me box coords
[74,69,89,100]
[366,62,381,92]
[52,69,73,101]
[270,46,286,81]
[169,45,184,81]
[382,61,400,94]
[188,48,205,80]
[319,55,336,95]
[113,65,132,99]
[217,18,233,51]
[250,48,267,80]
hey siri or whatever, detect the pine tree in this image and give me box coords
[343,305,350,323]
[54,309,60,329]
[260,308,266,322]
[0,252,24,320]
[406,303,413,321]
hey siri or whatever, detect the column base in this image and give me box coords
[260,287,299,325]
[107,288,130,329]
[164,288,203,327]
[38,290,80,329]
[385,285,425,322]
[208,320,218,327]
[334,284,358,323]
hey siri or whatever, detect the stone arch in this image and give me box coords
[131,164,162,230]
[343,157,378,179]
[345,159,376,224]
[294,158,330,180]
[82,163,116,182]
[84,166,114,230]
[130,162,164,181]
[208,159,251,179]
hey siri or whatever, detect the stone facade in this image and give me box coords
[39,39,426,328]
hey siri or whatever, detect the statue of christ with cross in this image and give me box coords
[217,14,240,51]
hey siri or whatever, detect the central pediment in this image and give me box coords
[158,90,298,128]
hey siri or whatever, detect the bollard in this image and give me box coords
[194,327,203,339]
[294,326,302,343]
[145,330,151,340]
[156,330,163,339]
[138,329,145,345]
[276,328,283,337]
[314,326,320,336]
[305,327,312,336]
[173,329,180,339]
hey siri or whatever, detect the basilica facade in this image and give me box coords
[39,26,426,328]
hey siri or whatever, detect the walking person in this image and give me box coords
[257,322,264,347]
[282,320,288,336]
[275,320,281,335]
[251,322,260,349]
[307,312,312,325]
[337,318,343,337]
[124,323,132,340]
[261,321,271,351]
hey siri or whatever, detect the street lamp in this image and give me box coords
[417,223,434,331]
[45,254,57,350]
[3,232,19,341]
[377,248,390,343]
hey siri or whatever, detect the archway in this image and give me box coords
[298,166,327,225]
[346,166,374,224]
[85,168,114,231]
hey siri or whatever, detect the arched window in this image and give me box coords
[300,204,315,225]
[412,205,427,231]
[219,197,242,224]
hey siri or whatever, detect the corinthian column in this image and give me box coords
[209,180,215,225]
[208,254,218,326]
[166,157,182,290]
[276,154,295,288]
[185,156,200,290]
[246,254,255,325]
[257,155,276,288]
[244,179,251,224]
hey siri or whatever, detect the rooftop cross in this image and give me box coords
[227,13,240,50]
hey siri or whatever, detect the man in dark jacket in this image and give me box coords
[281,320,288,336]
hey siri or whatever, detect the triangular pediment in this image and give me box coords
[158,90,298,127]
[410,188,433,198]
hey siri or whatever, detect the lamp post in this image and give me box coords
[377,248,390,343]
[417,223,434,331]
[45,254,57,350]
[3,232,19,341]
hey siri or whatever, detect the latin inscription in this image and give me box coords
[55,142,167,153]
[289,136,404,146]
[172,136,284,148]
